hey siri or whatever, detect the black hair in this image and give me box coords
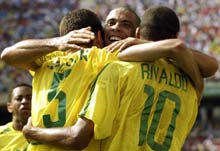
[122,6,141,27]
[112,6,141,27]
[8,83,32,103]
[59,8,103,38]
[140,5,180,41]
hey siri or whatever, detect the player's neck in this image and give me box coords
[12,118,25,131]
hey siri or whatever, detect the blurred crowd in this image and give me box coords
[175,0,220,82]
[183,135,220,151]
[183,106,220,151]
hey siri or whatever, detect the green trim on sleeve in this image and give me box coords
[80,63,111,117]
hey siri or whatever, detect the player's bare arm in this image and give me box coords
[22,117,94,150]
[106,37,149,52]
[1,27,94,71]
[109,38,218,78]
[191,49,219,77]
[110,38,204,101]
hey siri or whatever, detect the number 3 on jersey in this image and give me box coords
[43,69,71,128]
[139,84,180,151]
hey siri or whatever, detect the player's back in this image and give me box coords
[29,46,118,151]
[101,59,198,151]
[0,122,29,150]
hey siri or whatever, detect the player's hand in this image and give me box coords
[56,27,95,53]
[22,117,34,142]
[106,37,148,52]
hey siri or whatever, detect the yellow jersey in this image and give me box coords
[80,59,199,151]
[0,122,29,151]
[29,46,118,151]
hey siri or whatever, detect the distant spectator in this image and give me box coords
[0,83,32,150]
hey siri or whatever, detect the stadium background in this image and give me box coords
[0,0,219,150]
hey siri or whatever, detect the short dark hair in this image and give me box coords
[121,6,141,27]
[59,8,103,37]
[140,6,180,41]
[112,6,141,28]
[8,83,32,103]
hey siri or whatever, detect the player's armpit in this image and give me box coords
[22,117,94,150]
[191,50,219,78]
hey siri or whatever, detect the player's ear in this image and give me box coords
[176,32,179,38]
[96,30,104,48]
[7,102,13,113]
[135,27,140,38]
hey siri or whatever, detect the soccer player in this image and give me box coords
[104,6,140,46]
[1,8,119,151]
[78,6,209,150]
[19,6,217,151]
[105,7,218,78]
[1,8,146,151]
[0,83,32,150]
[1,7,218,151]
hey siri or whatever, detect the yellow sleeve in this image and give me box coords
[80,63,120,139]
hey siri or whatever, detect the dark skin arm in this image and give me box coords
[1,27,94,71]
[107,38,205,101]
[191,49,218,78]
[22,117,94,150]
[107,37,218,78]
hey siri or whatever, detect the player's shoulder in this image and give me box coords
[111,61,140,67]
[0,122,12,134]
[155,58,181,71]
[105,61,140,73]
[81,46,102,57]
[86,46,101,53]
